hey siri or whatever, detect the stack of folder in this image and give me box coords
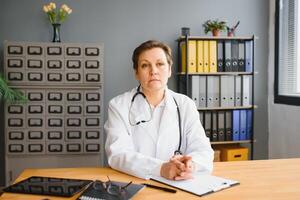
[199,110,253,142]
[190,75,252,109]
[180,39,253,73]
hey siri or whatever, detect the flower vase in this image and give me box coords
[52,23,61,42]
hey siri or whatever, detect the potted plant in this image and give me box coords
[0,74,27,103]
[203,19,227,36]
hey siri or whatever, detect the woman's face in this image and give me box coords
[135,47,171,94]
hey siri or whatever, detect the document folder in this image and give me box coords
[217,111,225,141]
[234,75,242,106]
[151,173,239,197]
[203,41,209,72]
[181,40,197,73]
[191,76,200,107]
[209,40,217,72]
[197,40,204,72]
[224,41,232,72]
[217,41,224,72]
[246,110,253,140]
[211,111,218,142]
[245,41,253,72]
[225,111,232,141]
[220,76,229,107]
[231,40,239,71]
[232,110,240,141]
[199,76,207,107]
[204,111,212,139]
[242,75,252,106]
[238,41,245,71]
[239,110,247,140]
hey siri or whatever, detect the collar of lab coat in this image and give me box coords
[133,86,178,114]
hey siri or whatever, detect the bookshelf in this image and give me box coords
[176,35,256,160]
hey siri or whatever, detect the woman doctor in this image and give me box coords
[105,40,213,180]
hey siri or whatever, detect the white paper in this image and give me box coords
[151,172,239,196]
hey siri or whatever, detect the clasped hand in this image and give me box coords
[160,155,194,180]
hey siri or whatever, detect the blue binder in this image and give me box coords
[246,110,253,140]
[245,41,253,72]
[232,110,240,141]
[239,110,247,140]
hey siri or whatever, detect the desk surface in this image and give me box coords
[1,158,300,200]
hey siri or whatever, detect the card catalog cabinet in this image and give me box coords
[4,41,104,184]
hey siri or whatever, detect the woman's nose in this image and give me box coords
[150,64,158,74]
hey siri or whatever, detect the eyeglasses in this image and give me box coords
[92,176,132,199]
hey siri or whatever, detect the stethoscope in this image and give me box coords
[129,85,183,155]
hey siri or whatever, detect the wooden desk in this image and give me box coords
[1,158,300,200]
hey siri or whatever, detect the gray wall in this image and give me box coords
[0,0,270,186]
[268,0,300,158]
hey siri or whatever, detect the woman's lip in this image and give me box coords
[149,79,160,82]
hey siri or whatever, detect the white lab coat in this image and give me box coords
[105,87,213,180]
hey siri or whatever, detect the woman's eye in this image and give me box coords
[141,64,148,68]
[157,62,165,66]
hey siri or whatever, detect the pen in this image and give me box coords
[142,183,177,193]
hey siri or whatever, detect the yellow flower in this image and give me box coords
[49,2,56,10]
[42,3,72,24]
[43,5,49,13]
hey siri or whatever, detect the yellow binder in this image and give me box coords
[197,40,204,73]
[181,40,197,73]
[203,40,209,72]
[209,40,217,72]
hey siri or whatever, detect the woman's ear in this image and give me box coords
[134,69,139,80]
[168,64,172,78]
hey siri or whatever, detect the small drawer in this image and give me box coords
[47,143,64,153]
[47,91,63,101]
[8,144,24,153]
[8,118,23,127]
[85,130,100,140]
[28,118,43,127]
[67,92,82,102]
[7,71,23,81]
[8,105,24,114]
[85,105,100,114]
[85,73,100,82]
[85,47,100,56]
[66,143,82,153]
[27,46,43,55]
[27,72,44,82]
[47,118,63,128]
[84,143,100,153]
[66,130,82,140]
[85,118,100,127]
[47,46,63,56]
[28,130,44,140]
[85,60,100,69]
[27,91,44,102]
[66,46,81,56]
[67,105,82,115]
[47,73,63,82]
[7,45,23,55]
[66,60,82,69]
[27,59,43,69]
[47,130,63,140]
[27,143,44,153]
[85,92,100,101]
[7,58,24,68]
[8,131,25,140]
[28,104,44,114]
[66,72,81,82]
[66,118,81,127]
[48,105,63,114]
[47,59,63,69]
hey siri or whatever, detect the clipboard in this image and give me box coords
[151,173,239,197]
